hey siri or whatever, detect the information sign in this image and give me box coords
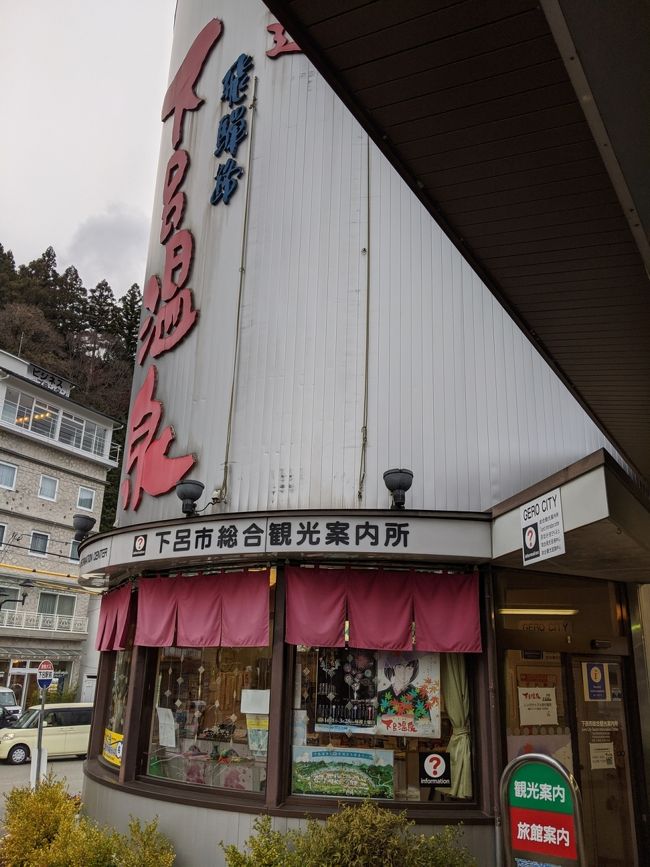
[520,488,565,565]
[36,659,54,690]
[418,751,451,787]
[500,754,586,867]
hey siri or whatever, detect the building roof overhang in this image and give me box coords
[492,449,650,582]
[262,0,650,485]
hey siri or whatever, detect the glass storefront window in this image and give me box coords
[147,645,272,792]
[291,647,473,802]
[102,649,132,767]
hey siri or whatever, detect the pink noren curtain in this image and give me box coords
[413,572,482,652]
[95,584,132,651]
[285,567,481,652]
[285,567,347,647]
[347,571,413,650]
[135,571,269,648]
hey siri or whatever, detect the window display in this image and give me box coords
[147,645,272,792]
[292,647,472,801]
[102,649,132,767]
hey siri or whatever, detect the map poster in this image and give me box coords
[291,746,394,798]
[376,651,441,738]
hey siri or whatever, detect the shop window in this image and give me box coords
[0,462,17,490]
[102,648,132,767]
[147,644,272,792]
[38,475,58,501]
[29,532,49,557]
[77,486,95,511]
[291,647,473,802]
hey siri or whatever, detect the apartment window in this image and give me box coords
[29,532,49,556]
[1,388,59,439]
[69,540,80,561]
[0,462,17,490]
[82,421,107,457]
[0,524,6,547]
[38,592,75,618]
[59,411,84,448]
[38,475,58,501]
[0,585,19,611]
[77,486,95,511]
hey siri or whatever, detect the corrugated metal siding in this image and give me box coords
[117,0,623,526]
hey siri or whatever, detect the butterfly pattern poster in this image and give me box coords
[376,651,441,738]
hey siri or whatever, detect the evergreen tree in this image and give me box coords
[52,266,88,338]
[0,244,17,307]
[12,247,59,309]
[116,283,142,363]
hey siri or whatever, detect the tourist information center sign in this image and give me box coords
[500,754,586,867]
[520,488,565,565]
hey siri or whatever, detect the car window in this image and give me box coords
[44,711,61,727]
[15,709,39,729]
[0,692,16,707]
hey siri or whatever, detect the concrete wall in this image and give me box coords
[82,774,496,867]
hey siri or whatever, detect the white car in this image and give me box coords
[0,703,93,764]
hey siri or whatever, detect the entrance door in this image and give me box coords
[503,650,638,866]
[571,657,636,867]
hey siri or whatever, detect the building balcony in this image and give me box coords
[0,610,88,634]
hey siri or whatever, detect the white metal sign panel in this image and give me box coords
[520,487,565,565]
[79,514,491,575]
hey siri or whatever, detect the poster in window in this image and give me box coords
[292,746,394,798]
[376,651,441,738]
[315,648,377,733]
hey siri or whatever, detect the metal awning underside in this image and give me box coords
[263,0,650,484]
[0,647,81,660]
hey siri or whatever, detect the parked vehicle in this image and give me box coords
[0,703,93,764]
[0,687,21,717]
[0,706,19,728]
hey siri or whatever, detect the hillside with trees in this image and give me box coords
[0,242,141,530]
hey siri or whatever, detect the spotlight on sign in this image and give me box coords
[383,468,414,510]
[175,479,205,516]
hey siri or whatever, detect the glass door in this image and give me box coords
[503,650,639,866]
[571,657,637,867]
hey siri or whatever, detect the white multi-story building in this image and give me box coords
[0,349,118,708]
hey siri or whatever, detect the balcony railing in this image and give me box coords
[0,610,88,633]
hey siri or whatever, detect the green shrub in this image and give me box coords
[222,801,476,867]
[0,777,175,867]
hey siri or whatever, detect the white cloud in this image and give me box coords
[62,204,150,297]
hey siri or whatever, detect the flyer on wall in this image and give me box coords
[315,648,378,733]
[292,746,394,798]
[376,651,441,738]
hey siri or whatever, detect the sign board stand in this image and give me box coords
[500,753,587,867]
[33,659,54,789]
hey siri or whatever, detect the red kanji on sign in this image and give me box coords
[120,366,195,511]
[266,23,301,58]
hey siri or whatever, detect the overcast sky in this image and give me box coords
[0,1,177,297]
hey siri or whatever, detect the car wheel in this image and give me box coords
[7,744,29,765]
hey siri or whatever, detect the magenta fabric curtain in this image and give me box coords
[135,571,269,647]
[135,577,178,646]
[285,567,347,647]
[175,575,222,647]
[95,584,132,651]
[222,571,269,647]
[413,572,482,652]
[284,567,481,652]
[347,571,413,650]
